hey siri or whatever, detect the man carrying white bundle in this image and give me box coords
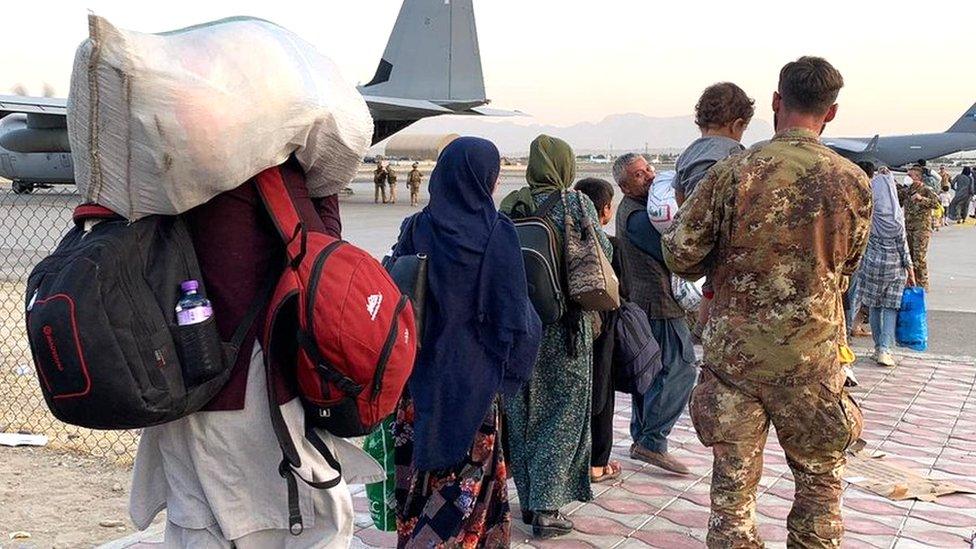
[66,15,382,547]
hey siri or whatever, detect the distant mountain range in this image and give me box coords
[378,113,775,156]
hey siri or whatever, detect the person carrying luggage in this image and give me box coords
[500,135,612,539]
[129,159,383,547]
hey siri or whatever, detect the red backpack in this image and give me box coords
[255,166,417,534]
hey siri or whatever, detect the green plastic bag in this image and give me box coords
[363,416,396,531]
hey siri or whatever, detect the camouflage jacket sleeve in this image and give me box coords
[662,158,731,280]
[897,185,908,205]
[842,175,873,277]
[917,185,941,209]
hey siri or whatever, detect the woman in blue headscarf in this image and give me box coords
[389,137,542,547]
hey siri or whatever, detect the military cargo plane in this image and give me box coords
[823,103,976,170]
[0,0,515,194]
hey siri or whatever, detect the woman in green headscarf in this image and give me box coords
[501,135,612,538]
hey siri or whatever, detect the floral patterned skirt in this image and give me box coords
[393,395,510,548]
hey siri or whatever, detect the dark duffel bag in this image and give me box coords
[24,205,262,430]
[612,301,662,395]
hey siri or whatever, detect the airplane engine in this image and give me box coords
[0,113,71,153]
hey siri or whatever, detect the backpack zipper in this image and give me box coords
[305,240,345,330]
[522,247,563,302]
[372,294,409,399]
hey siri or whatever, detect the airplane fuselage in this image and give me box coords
[831,132,976,169]
[0,115,75,188]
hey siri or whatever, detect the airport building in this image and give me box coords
[384,133,460,161]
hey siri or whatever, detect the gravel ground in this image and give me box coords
[0,446,154,548]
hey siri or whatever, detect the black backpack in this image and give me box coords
[510,191,566,325]
[24,205,264,429]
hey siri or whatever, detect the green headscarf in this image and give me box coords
[501,135,576,216]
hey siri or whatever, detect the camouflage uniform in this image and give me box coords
[663,129,871,548]
[374,164,388,204]
[387,165,399,204]
[408,167,423,207]
[897,182,941,289]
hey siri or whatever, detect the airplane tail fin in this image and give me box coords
[360,0,486,103]
[946,102,976,133]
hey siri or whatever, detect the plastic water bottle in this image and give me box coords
[175,280,213,326]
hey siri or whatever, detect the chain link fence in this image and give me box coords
[1,182,138,464]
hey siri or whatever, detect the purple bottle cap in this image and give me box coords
[181,280,199,292]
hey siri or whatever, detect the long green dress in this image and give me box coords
[501,136,612,512]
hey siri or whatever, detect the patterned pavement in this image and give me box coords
[351,348,976,549]
[106,348,976,548]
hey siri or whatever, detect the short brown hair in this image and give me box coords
[695,82,755,129]
[574,177,614,212]
[778,56,844,114]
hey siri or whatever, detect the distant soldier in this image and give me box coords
[408,162,423,206]
[898,164,941,288]
[386,163,399,204]
[664,56,871,548]
[917,159,941,192]
[374,161,388,204]
[939,165,952,191]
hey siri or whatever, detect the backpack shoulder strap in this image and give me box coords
[535,190,564,218]
[261,319,345,536]
[254,166,318,268]
[255,167,302,243]
[222,271,277,366]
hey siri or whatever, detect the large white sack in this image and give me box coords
[646,170,678,234]
[68,15,373,220]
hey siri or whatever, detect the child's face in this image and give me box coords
[599,203,613,226]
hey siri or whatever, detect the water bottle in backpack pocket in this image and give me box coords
[173,280,225,386]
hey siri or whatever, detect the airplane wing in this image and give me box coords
[362,95,454,117]
[466,105,525,117]
[0,95,67,118]
[821,137,873,153]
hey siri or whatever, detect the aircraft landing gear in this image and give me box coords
[12,181,35,195]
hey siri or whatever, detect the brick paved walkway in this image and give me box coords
[107,349,976,548]
[352,349,976,549]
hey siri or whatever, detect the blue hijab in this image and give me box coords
[393,137,542,470]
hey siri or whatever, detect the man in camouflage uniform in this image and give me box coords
[408,162,423,207]
[374,161,388,204]
[386,163,399,204]
[663,57,871,549]
[898,164,941,289]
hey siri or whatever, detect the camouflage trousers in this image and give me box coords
[906,227,931,290]
[389,182,398,203]
[689,367,863,549]
[409,185,420,207]
[374,183,388,204]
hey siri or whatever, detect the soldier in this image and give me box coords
[663,56,871,548]
[916,159,942,192]
[386,163,399,204]
[374,160,388,204]
[898,164,941,289]
[408,162,423,207]
[939,165,952,191]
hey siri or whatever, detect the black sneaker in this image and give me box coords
[531,510,573,538]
